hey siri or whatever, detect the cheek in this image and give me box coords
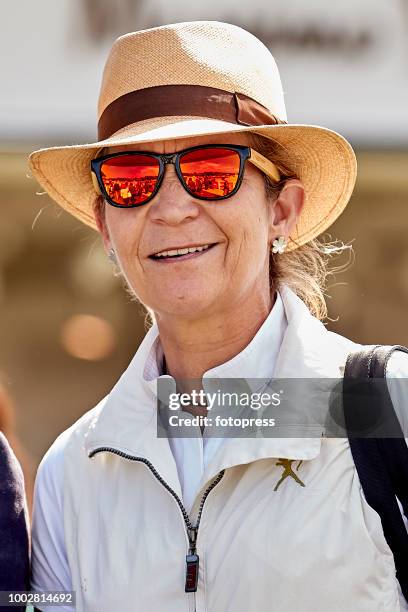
[228,200,271,263]
[105,209,143,263]
[242,226,270,272]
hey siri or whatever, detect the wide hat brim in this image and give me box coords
[28,116,357,252]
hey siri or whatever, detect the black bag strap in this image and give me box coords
[343,344,408,602]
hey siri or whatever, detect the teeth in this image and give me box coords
[154,244,211,258]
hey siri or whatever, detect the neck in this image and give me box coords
[157,287,276,383]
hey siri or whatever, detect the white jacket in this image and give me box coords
[35,286,408,611]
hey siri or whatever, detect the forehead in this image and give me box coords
[103,131,253,155]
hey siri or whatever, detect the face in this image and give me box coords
[95,132,304,321]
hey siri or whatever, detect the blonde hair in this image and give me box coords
[93,133,353,326]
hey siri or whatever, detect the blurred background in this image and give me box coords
[0,0,407,511]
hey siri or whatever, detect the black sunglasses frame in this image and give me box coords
[90,144,252,209]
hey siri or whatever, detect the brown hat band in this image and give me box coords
[97,84,287,140]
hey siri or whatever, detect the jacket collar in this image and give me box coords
[85,285,353,497]
[142,290,287,387]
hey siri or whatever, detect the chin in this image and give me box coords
[152,291,217,319]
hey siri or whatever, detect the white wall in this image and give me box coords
[1,0,407,146]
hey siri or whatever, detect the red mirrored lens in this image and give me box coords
[179,148,240,199]
[100,155,160,206]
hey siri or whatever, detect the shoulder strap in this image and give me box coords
[343,345,408,602]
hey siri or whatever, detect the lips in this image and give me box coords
[149,243,217,259]
[149,242,218,262]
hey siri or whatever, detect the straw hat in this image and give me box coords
[28,21,357,252]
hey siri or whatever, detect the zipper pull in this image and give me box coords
[185,528,199,593]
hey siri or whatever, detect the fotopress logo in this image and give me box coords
[157,377,329,439]
[156,377,408,439]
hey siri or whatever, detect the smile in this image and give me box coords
[150,243,217,262]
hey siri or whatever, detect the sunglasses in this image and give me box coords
[90,144,280,208]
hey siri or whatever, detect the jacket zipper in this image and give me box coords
[89,446,225,593]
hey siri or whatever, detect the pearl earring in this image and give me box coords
[272,236,287,254]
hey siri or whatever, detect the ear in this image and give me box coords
[268,179,305,243]
[94,199,112,254]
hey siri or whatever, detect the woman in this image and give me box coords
[28,21,408,612]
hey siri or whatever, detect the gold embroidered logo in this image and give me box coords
[274,459,305,491]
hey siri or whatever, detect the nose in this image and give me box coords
[148,163,200,226]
